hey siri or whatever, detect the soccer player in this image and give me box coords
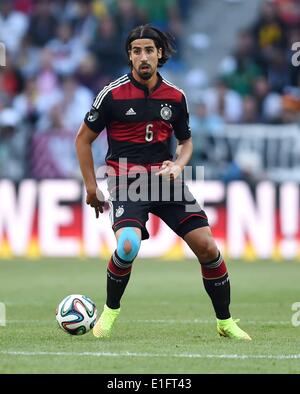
[75,25,251,340]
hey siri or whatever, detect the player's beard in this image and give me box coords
[137,64,153,80]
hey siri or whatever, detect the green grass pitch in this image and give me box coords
[0,257,300,374]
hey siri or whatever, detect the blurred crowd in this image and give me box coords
[189,0,300,182]
[0,0,190,180]
[192,0,300,127]
[0,0,300,182]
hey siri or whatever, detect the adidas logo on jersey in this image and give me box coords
[125,108,136,115]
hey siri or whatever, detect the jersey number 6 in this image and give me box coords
[145,124,154,142]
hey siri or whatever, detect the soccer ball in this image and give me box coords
[56,294,97,335]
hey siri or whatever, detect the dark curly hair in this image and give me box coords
[125,24,176,67]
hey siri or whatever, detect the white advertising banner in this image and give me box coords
[0,180,299,260]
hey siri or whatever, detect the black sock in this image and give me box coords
[201,252,231,320]
[106,251,133,309]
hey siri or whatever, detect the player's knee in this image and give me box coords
[123,239,132,255]
[117,228,141,261]
[196,237,218,264]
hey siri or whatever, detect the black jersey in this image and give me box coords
[84,73,191,175]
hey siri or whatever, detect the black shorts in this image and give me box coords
[107,177,209,240]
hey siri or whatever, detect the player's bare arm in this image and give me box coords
[156,137,193,179]
[75,122,105,218]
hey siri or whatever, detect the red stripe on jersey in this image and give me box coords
[112,83,145,100]
[151,82,183,102]
[106,160,163,176]
[108,120,173,143]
